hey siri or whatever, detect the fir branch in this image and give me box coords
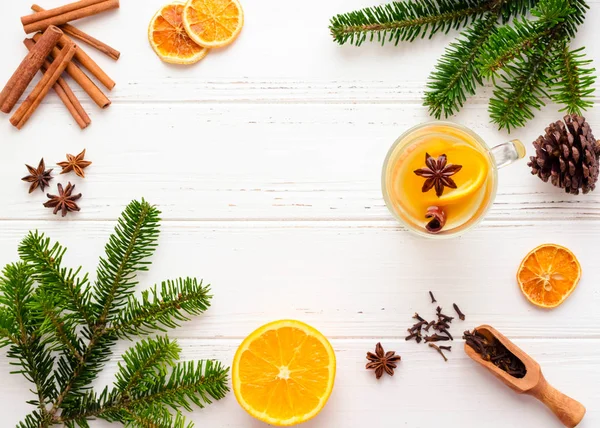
[18,232,94,327]
[132,360,229,412]
[329,0,540,46]
[487,0,587,130]
[0,306,18,347]
[53,200,162,411]
[329,0,594,129]
[121,405,193,428]
[488,44,556,131]
[58,360,229,424]
[115,336,181,395]
[550,44,596,114]
[36,294,84,364]
[17,411,53,428]
[0,264,56,413]
[330,0,492,46]
[478,0,580,77]
[424,14,497,119]
[477,18,555,76]
[1,199,228,426]
[549,0,588,36]
[108,278,212,338]
[93,199,161,323]
[52,331,113,415]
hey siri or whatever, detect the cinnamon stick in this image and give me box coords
[33,33,111,108]
[33,31,115,90]
[0,26,62,114]
[22,0,120,34]
[24,38,90,129]
[58,33,116,90]
[11,40,77,129]
[32,4,120,61]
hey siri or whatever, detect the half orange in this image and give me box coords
[183,0,244,48]
[232,320,336,426]
[148,2,209,65]
[517,244,581,308]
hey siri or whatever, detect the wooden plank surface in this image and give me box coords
[0,0,599,427]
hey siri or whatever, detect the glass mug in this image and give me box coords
[382,121,525,238]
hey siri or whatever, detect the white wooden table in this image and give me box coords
[1,1,599,426]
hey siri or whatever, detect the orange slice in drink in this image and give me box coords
[232,320,336,426]
[434,145,490,205]
[183,0,244,48]
[148,2,209,65]
[517,244,581,308]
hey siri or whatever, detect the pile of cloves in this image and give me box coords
[405,291,466,361]
[463,329,527,378]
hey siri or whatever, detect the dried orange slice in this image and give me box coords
[517,244,581,308]
[183,0,244,48]
[232,320,336,426]
[148,2,209,65]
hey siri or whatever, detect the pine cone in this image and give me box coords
[528,114,600,195]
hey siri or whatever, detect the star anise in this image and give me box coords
[366,342,401,379]
[414,153,462,197]
[22,158,53,193]
[57,149,92,178]
[44,182,82,217]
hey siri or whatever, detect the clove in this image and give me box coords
[453,303,466,321]
[440,328,453,341]
[464,329,526,378]
[429,291,437,303]
[413,313,426,323]
[429,343,448,362]
[424,334,450,343]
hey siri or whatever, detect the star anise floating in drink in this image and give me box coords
[366,342,401,379]
[57,149,92,178]
[44,182,82,217]
[414,153,462,197]
[22,158,53,193]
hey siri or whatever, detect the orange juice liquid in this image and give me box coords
[385,125,495,235]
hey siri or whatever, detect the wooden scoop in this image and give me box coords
[464,325,586,427]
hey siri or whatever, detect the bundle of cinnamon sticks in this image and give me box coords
[0,0,120,130]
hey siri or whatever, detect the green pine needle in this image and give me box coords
[109,278,212,338]
[122,405,194,428]
[115,336,181,394]
[18,232,94,328]
[330,0,595,129]
[0,264,57,411]
[476,16,555,77]
[424,15,497,119]
[0,200,228,427]
[58,358,229,426]
[93,199,161,322]
[129,360,229,412]
[330,0,492,46]
[550,45,597,114]
[488,50,555,131]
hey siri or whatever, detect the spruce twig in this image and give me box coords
[0,199,229,427]
[330,0,493,46]
[0,264,56,417]
[488,46,555,130]
[550,44,597,114]
[424,14,498,119]
[329,0,595,130]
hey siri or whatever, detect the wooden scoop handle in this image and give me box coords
[527,375,586,427]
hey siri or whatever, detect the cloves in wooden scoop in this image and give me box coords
[425,206,446,233]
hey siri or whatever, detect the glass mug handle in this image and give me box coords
[490,139,526,168]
